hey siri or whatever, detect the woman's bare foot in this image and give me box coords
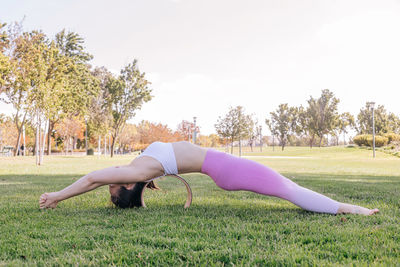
[337,203,379,215]
[39,192,60,209]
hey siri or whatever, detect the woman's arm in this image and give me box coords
[39,162,160,209]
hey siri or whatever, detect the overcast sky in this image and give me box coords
[1,0,400,134]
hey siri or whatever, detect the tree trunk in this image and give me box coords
[109,135,111,157]
[319,136,323,147]
[343,132,346,145]
[104,135,107,156]
[309,134,315,148]
[39,119,48,165]
[239,138,242,157]
[13,111,27,156]
[14,130,22,156]
[23,125,26,156]
[272,135,275,151]
[111,134,116,158]
[35,112,40,165]
[46,120,54,155]
[98,136,101,156]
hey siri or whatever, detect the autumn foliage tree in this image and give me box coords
[55,117,85,154]
[177,120,199,142]
[0,114,17,149]
[137,121,183,147]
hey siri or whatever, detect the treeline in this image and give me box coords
[2,21,400,160]
[0,21,154,162]
[0,114,222,155]
[215,89,400,152]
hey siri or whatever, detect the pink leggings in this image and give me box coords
[201,149,339,214]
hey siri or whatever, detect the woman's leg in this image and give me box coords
[201,150,378,215]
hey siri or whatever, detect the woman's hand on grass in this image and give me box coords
[39,192,59,209]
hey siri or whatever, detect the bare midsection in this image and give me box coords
[172,141,208,173]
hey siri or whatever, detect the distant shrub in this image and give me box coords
[353,135,368,146]
[353,134,388,147]
[384,133,400,143]
[368,136,388,147]
[87,148,94,155]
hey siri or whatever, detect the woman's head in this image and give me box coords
[110,183,146,208]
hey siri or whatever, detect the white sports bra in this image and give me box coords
[137,142,178,175]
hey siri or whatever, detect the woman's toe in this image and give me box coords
[369,209,379,215]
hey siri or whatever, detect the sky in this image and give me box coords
[1,0,400,135]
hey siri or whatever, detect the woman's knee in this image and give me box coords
[272,177,300,198]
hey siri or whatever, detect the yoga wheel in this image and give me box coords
[140,174,192,209]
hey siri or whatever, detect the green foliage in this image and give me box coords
[215,106,254,153]
[368,136,389,147]
[306,89,340,147]
[0,53,10,90]
[353,134,389,147]
[55,29,93,63]
[384,133,400,143]
[265,103,297,151]
[356,103,400,135]
[353,135,368,146]
[87,67,113,138]
[105,60,152,157]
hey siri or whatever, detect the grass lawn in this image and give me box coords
[0,146,399,266]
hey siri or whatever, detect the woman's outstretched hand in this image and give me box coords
[39,192,59,209]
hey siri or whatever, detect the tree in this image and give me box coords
[44,30,99,155]
[88,67,113,153]
[332,112,355,145]
[255,124,263,151]
[388,113,400,134]
[1,30,48,156]
[136,120,183,146]
[306,89,339,147]
[356,103,399,135]
[247,119,258,152]
[265,104,296,151]
[0,114,18,150]
[177,120,199,142]
[215,106,253,155]
[294,105,316,147]
[55,117,85,154]
[0,22,11,93]
[209,134,222,147]
[106,60,152,157]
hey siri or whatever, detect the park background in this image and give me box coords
[1,0,400,265]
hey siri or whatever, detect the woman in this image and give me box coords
[39,141,379,215]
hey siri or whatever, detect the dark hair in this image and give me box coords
[111,181,160,208]
[111,182,146,208]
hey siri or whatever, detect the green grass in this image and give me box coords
[0,147,399,266]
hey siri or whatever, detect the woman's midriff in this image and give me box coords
[172,141,208,174]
